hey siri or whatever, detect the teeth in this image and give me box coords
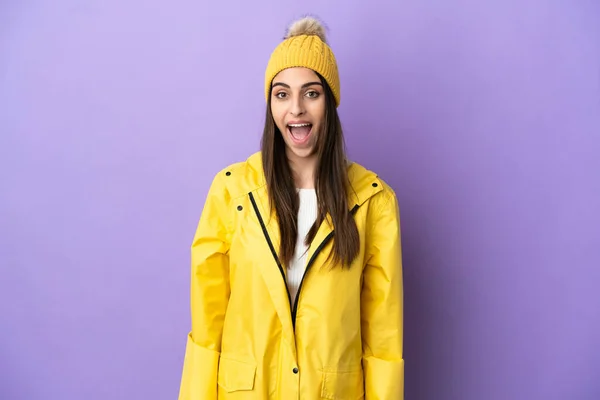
[288,123,311,127]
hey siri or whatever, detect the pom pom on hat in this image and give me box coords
[284,16,327,43]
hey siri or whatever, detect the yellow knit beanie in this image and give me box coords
[264,16,340,107]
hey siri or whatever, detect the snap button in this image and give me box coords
[372,182,378,187]
[225,171,231,176]
[237,205,243,211]
[292,367,299,374]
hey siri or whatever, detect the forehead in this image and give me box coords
[272,67,320,85]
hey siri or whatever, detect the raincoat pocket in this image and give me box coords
[321,367,365,400]
[217,356,257,393]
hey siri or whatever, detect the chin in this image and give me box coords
[287,145,316,160]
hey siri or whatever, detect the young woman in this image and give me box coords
[178,16,404,400]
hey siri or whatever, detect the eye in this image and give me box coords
[275,92,287,99]
[305,90,320,99]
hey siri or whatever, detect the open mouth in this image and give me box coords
[287,123,313,144]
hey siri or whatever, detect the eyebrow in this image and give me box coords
[271,81,323,89]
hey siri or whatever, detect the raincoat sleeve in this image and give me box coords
[178,172,232,400]
[362,187,404,400]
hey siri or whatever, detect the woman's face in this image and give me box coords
[270,67,326,161]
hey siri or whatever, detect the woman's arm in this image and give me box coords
[179,171,232,400]
[362,186,404,400]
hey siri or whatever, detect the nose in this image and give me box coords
[289,95,305,117]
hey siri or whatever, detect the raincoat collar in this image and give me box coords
[242,151,384,272]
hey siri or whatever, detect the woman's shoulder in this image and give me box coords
[208,151,265,198]
[347,160,398,206]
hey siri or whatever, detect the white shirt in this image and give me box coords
[287,188,318,304]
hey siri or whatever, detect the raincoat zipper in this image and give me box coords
[248,192,292,305]
[249,192,359,329]
[291,204,359,328]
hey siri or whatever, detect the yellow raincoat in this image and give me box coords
[178,152,404,399]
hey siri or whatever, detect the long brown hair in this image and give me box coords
[261,72,359,269]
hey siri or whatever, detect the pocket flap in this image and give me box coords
[217,357,257,392]
[321,369,365,399]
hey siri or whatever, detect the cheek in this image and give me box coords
[270,105,286,129]
[272,102,285,117]
[310,100,326,121]
[313,113,326,131]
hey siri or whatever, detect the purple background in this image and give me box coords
[1,1,599,399]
